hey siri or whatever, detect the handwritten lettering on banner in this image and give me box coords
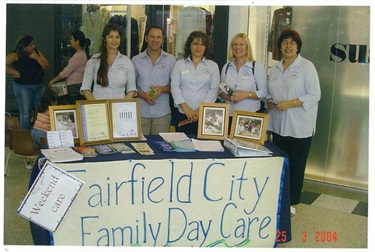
[53,157,284,247]
[17,161,84,232]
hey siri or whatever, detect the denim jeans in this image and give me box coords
[12,82,45,130]
[31,128,46,148]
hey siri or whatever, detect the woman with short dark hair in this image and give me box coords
[267,29,321,208]
[171,31,220,134]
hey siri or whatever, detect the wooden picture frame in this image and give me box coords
[76,100,112,146]
[49,105,80,143]
[197,103,230,140]
[109,98,142,142]
[230,110,268,145]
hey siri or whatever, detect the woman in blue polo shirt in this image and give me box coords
[171,31,220,134]
[81,23,136,100]
[267,29,321,207]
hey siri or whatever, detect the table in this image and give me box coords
[28,135,291,247]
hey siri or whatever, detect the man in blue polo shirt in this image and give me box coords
[132,26,176,135]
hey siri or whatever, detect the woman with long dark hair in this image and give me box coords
[48,30,91,104]
[6,35,50,130]
[80,23,136,100]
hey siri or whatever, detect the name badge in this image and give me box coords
[181,70,190,75]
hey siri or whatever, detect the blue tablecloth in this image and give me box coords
[28,135,291,246]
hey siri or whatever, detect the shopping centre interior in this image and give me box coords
[2,2,371,250]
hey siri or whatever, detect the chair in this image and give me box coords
[5,128,41,177]
[5,115,20,147]
[40,136,47,148]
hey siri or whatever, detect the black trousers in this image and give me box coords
[272,132,312,205]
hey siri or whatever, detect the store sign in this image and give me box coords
[330,43,370,63]
[52,157,285,247]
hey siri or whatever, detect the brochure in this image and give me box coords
[110,143,136,154]
[94,144,116,155]
[74,146,97,157]
[265,99,278,106]
[131,142,155,155]
[219,81,234,97]
[153,140,176,152]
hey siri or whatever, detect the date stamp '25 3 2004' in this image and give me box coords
[275,230,338,243]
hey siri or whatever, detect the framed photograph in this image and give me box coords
[49,105,79,143]
[76,100,112,146]
[109,98,142,142]
[197,103,230,140]
[230,110,268,145]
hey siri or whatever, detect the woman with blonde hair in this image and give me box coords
[220,33,268,131]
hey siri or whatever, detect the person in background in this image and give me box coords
[267,29,321,211]
[31,88,59,147]
[48,30,90,104]
[171,31,220,134]
[6,35,50,130]
[220,33,268,132]
[132,26,176,135]
[81,23,136,100]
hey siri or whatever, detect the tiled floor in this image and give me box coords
[276,180,368,248]
[300,182,368,217]
[2,147,369,249]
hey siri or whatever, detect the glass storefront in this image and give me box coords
[56,4,216,68]
[246,6,369,189]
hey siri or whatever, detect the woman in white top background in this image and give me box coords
[81,23,136,100]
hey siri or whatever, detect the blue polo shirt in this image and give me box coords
[267,55,321,138]
[81,52,136,99]
[171,57,220,114]
[132,50,176,118]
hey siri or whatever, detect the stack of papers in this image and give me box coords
[160,132,196,152]
[47,130,74,148]
[41,147,83,162]
[159,132,190,142]
[159,132,225,152]
[170,139,196,152]
[191,139,224,152]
